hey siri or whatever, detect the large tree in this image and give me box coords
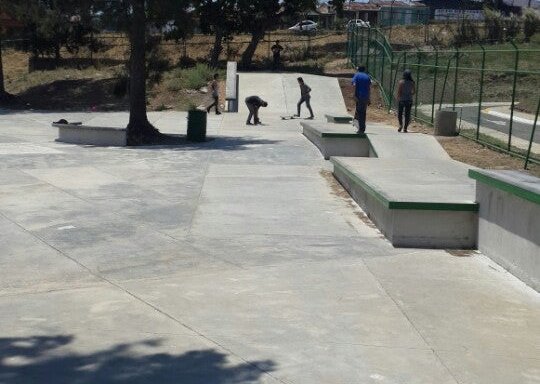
[238,0,316,68]
[98,0,192,145]
[196,0,238,68]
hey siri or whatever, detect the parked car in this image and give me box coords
[289,20,318,33]
[347,19,370,30]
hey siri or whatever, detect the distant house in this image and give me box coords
[341,1,428,26]
[305,4,337,29]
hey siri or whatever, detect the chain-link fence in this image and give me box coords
[347,26,540,168]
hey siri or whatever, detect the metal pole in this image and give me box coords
[452,48,459,111]
[524,97,540,169]
[431,48,439,125]
[508,40,520,151]
[414,49,421,118]
[476,45,486,141]
[439,54,453,111]
[366,27,372,71]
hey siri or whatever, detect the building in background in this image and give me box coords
[340,0,428,26]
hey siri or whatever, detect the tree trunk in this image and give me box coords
[210,29,223,68]
[126,0,159,145]
[0,35,5,95]
[240,31,265,69]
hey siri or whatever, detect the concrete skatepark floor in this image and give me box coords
[0,73,539,384]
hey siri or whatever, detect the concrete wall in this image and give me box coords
[56,125,127,146]
[302,128,369,160]
[475,181,540,291]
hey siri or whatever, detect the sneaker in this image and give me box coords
[216,111,222,115]
[307,116,314,120]
[398,125,402,132]
[246,122,253,125]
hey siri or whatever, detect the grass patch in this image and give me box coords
[163,64,224,91]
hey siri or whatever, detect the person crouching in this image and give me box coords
[245,96,268,125]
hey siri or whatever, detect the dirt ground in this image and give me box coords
[339,78,540,177]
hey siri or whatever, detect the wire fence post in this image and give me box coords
[452,48,460,111]
[430,48,439,125]
[414,49,421,118]
[508,40,520,151]
[476,45,486,141]
[524,97,540,169]
[366,27,372,71]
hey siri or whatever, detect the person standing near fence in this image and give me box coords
[207,73,221,115]
[352,65,371,133]
[271,40,284,71]
[295,77,314,119]
[396,69,415,133]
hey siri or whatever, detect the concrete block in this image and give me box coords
[332,157,478,248]
[301,122,369,160]
[54,124,127,146]
[470,169,540,291]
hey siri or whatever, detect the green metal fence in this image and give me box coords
[347,26,540,168]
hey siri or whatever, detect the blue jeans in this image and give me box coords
[355,98,369,132]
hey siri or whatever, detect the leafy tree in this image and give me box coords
[328,0,345,18]
[196,0,238,68]
[237,0,316,68]
[96,0,193,145]
[523,9,540,42]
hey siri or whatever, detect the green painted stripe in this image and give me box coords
[469,170,540,205]
[332,158,479,212]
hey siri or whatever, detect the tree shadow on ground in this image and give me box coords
[15,78,129,112]
[0,335,276,384]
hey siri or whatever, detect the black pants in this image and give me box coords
[297,96,314,117]
[207,95,219,114]
[246,102,260,124]
[398,100,413,130]
[272,54,281,71]
[355,98,368,132]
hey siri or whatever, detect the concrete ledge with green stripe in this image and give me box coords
[331,157,478,248]
[470,169,539,291]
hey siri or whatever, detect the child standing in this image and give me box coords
[207,73,221,115]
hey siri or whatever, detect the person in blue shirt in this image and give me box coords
[351,66,371,133]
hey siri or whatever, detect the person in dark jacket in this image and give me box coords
[207,73,221,115]
[295,77,314,119]
[396,69,416,133]
[245,96,268,125]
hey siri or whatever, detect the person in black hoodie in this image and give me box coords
[245,96,268,125]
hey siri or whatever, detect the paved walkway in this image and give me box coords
[0,74,539,383]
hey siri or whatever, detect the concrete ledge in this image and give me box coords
[301,122,369,160]
[332,157,478,248]
[325,114,353,124]
[225,61,239,112]
[53,123,127,146]
[470,169,540,291]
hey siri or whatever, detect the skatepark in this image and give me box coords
[0,72,539,383]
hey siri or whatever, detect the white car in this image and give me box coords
[289,20,318,33]
[347,19,370,29]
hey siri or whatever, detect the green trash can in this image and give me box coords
[187,109,207,142]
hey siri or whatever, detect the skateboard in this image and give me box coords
[280,115,297,120]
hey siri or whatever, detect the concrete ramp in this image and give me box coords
[234,73,347,118]
[367,131,450,159]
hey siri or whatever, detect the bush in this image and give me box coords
[484,8,504,43]
[523,10,540,42]
[504,14,521,40]
[453,17,479,47]
[184,64,215,89]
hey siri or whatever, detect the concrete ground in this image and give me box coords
[0,74,539,384]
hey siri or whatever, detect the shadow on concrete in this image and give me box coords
[114,135,282,152]
[12,78,129,112]
[0,335,276,384]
